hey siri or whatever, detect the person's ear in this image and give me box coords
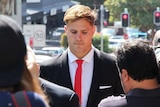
[93,25,96,33]
[64,25,67,32]
[121,69,129,82]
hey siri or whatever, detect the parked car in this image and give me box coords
[33,49,51,56]
[101,28,116,37]
[33,49,52,63]
[123,27,139,39]
[52,27,64,36]
[108,35,126,50]
[129,32,148,40]
[42,47,65,56]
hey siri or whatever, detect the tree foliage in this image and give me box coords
[104,0,160,31]
[92,33,110,52]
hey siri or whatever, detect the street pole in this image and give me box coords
[100,4,104,51]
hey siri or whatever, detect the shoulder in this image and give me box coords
[40,50,67,67]
[40,55,60,66]
[98,95,127,107]
[40,78,79,106]
[93,48,118,73]
[40,78,77,99]
[94,47,116,61]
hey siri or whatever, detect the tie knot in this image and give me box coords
[76,60,83,65]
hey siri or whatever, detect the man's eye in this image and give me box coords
[82,32,87,34]
[71,31,77,34]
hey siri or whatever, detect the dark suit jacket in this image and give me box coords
[39,78,80,107]
[98,88,160,107]
[40,48,124,107]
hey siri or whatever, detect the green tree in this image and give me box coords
[104,0,160,31]
[92,34,110,53]
[60,33,68,49]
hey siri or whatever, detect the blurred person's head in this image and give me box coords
[153,30,160,64]
[152,30,160,47]
[0,15,49,105]
[0,15,27,88]
[63,4,97,59]
[115,40,159,93]
[0,14,45,96]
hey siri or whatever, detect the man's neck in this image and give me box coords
[131,78,159,90]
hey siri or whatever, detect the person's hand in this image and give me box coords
[26,46,40,77]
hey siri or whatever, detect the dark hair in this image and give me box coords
[116,40,159,81]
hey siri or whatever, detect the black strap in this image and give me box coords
[14,91,31,107]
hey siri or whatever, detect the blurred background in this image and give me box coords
[1,0,160,62]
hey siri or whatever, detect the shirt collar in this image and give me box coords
[68,46,94,63]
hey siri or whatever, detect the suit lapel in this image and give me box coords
[61,50,73,90]
[87,49,102,107]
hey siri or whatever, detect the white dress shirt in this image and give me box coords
[68,47,94,107]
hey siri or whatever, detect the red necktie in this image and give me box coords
[74,60,83,104]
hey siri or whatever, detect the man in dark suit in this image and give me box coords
[98,40,160,107]
[40,4,124,107]
[26,46,80,107]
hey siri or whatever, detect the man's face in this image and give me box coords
[64,18,95,58]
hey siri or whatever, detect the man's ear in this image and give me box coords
[64,25,67,31]
[121,69,129,82]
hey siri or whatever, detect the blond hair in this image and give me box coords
[63,4,97,25]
